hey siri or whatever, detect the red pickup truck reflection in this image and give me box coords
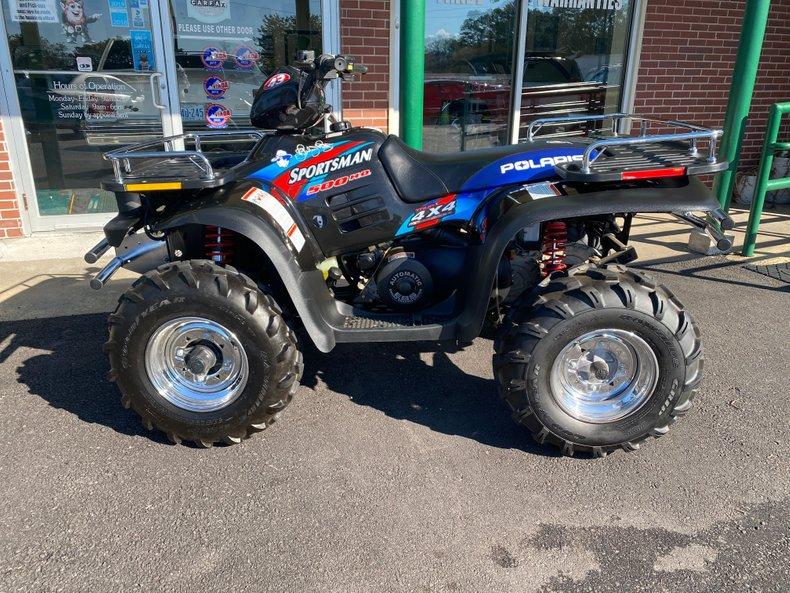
[424,55,617,147]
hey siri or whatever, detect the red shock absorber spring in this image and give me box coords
[204,225,236,265]
[541,221,568,277]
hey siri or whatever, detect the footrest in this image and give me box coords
[342,314,450,329]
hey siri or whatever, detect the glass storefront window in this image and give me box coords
[423,0,517,152]
[170,0,321,131]
[423,0,635,151]
[516,0,634,140]
[1,0,323,222]
[2,0,165,215]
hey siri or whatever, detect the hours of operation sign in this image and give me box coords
[10,0,58,22]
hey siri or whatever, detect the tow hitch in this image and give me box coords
[598,233,638,266]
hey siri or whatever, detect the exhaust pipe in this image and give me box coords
[84,238,110,264]
[674,211,734,253]
[89,236,168,290]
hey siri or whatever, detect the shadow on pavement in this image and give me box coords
[299,339,558,457]
[0,312,554,455]
[0,313,162,441]
[3,251,783,452]
[634,254,790,293]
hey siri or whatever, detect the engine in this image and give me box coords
[372,246,465,311]
[332,216,607,315]
[346,229,520,313]
[344,230,469,312]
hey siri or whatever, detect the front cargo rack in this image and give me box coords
[102,130,274,192]
[527,113,727,182]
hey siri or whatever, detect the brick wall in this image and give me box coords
[0,119,24,238]
[340,0,390,131]
[634,0,790,173]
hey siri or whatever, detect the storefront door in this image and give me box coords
[164,0,322,133]
[0,0,327,231]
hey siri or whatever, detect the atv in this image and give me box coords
[85,51,733,455]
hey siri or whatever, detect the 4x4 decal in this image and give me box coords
[407,194,457,230]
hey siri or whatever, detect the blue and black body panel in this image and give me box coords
[242,128,599,258]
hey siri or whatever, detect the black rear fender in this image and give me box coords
[456,176,729,341]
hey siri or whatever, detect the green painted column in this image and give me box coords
[713,0,772,211]
[400,0,426,149]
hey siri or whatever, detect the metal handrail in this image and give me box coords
[526,113,723,174]
[103,130,271,183]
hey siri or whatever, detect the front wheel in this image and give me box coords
[106,260,302,447]
[493,266,703,457]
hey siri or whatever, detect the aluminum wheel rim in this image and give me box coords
[145,316,249,412]
[549,329,659,424]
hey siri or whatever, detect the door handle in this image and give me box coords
[150,72,166,110]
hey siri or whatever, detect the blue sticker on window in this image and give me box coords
[107,0,129,27]
[130,29,154,71]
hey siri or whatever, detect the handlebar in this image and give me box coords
[295,50,367,81]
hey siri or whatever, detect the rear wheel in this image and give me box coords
[493,265,703,457]
[106,260,302,447]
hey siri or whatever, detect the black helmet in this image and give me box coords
[250,66,325,131]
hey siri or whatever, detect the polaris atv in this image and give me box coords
[86,51,733,456]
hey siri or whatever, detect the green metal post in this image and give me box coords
[400,0,426,149]
[742,102,790,256]
[713,0,771,211]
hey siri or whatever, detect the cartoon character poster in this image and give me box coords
[60,0,102,42]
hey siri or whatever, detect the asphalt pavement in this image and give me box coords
[1,254,788,592]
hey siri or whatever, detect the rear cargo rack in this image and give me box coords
[102,130,273,192]
[527,113,727,182]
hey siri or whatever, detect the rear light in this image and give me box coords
[621,167,686,180]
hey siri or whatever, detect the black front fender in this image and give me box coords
[151,183,339,352]
[456,176,726,341]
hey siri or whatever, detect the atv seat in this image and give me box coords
[378,135,532,203]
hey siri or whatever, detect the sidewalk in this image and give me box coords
[0,231,135,322]
[628,205,790,264]
[1,206,788,322]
